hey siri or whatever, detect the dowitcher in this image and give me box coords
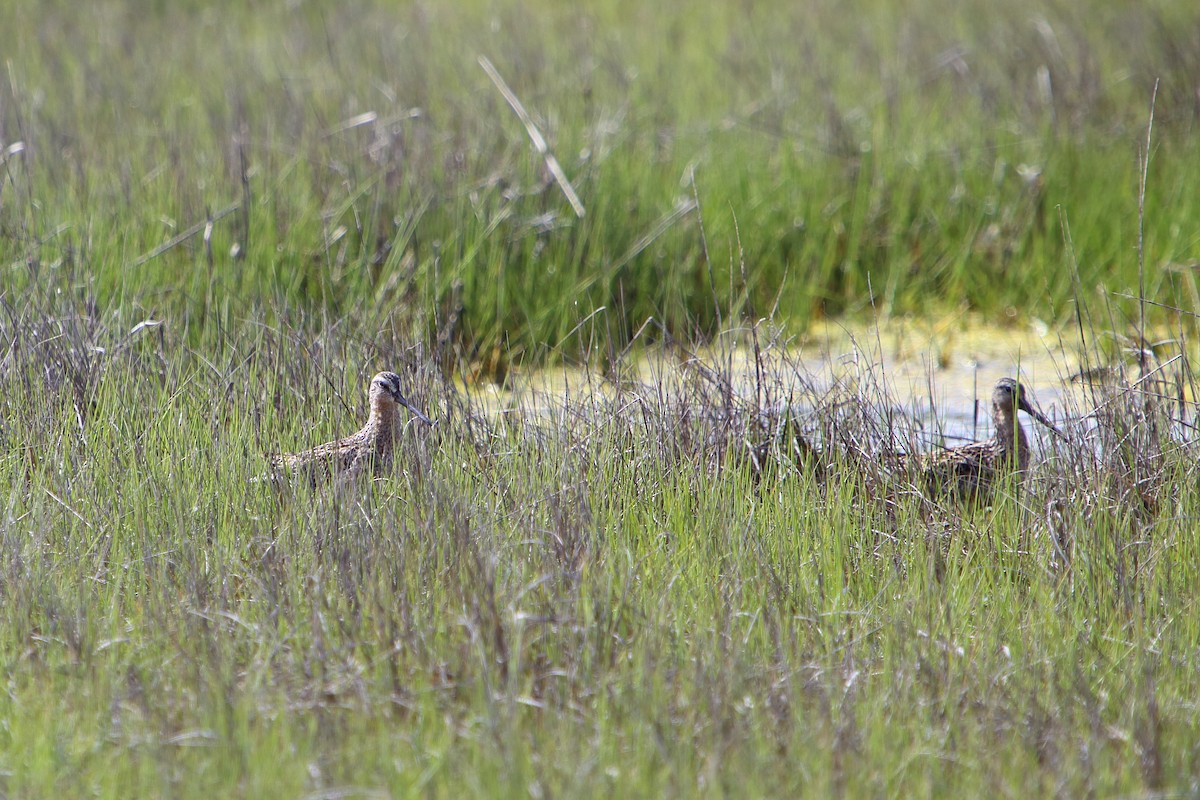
[267,371,435,486]
[898,377,1061,502]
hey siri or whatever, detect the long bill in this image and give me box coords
[401,397,436,426]
[1020,399,1064,441]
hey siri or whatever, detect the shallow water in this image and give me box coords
[787,316,1073,445]
[463,315,1130,447]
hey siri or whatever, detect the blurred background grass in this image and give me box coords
[2,0,1198,373]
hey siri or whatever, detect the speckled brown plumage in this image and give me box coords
[266,371,434,486]
[897,377,1060,502]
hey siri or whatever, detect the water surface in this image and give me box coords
[466,315,1094,448]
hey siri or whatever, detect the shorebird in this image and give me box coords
[266,371,435,486]
[897,377,1061,502]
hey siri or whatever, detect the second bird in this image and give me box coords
[898,377,1061,502]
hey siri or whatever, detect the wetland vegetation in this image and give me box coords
[1,0,1199,796]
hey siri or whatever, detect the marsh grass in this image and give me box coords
[1,269,1199,796]
[2,1,1200,373]
[3,0,1200,796]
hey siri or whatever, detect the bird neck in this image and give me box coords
[367,397,400,441]
[993,406,1030,469]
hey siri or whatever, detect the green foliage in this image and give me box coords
[1,1,1199,368]
[1,0,1200,795]
[0,283,1198,796]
